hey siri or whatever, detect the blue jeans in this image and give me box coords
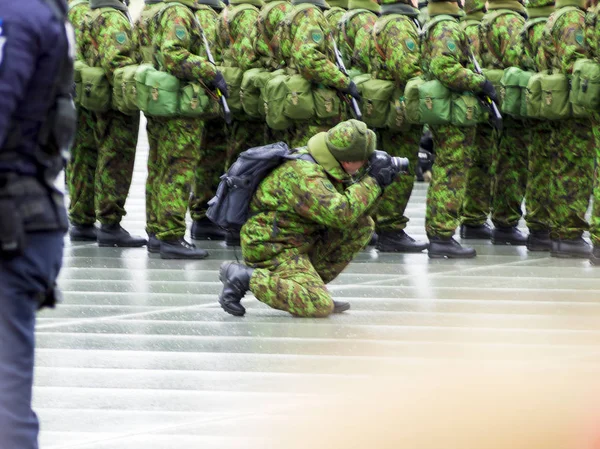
[0,232,64,449]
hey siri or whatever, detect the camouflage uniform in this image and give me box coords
[69,0,140,227]
[275,0,352,147]
[241,121,381,317]
[477,0,529,241]
[153,0,217,241]
[325,0,348,41]
[521,0,555,247]
[367,0,426,250]
[420,1,486,255]
[337,0,380,72]
[540,0,595,254]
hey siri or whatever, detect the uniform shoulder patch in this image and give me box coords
[447,40,457,52]
[309,28,324,44]
[320,179,337,193]
[115,31,127,45]
[405,38,416,52]
[575,30,584,46]
[175,25,187,40]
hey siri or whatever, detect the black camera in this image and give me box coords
[390,156,409,173]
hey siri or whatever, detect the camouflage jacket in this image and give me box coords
[256,0,293,66]
[242,147,380,256]
[218,3,262,69]
[540,1,588,73]
[153,1,217,82]
[421,13,486,92]
[369,12,421,87]
[79,7,139,83]
[195,5,223,64]
[338,9,377,72]
[521,9,553,71]
[479,8,526,69]
[68,0,90,46]
[460,13,482,64]
[325,7,346,40]
[585,3,599,61]
[274,3,350,90]
[134,1,165,64]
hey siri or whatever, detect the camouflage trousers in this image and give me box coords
[225,119,266,167]
[145,116,160,235]
[548,118,595,240]
[589,114,600,246]
[189,118,228,222]
[68,108,138,226]
[524,120,554,233]
[426,124,475,238]
[244,216,374,317]
[461,124,492,226]
[152,117,204,241]
[374,126,420,232]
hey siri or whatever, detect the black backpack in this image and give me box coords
[206,142,315,232]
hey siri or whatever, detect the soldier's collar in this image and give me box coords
[487,0,527,16]
[526,5,554,17]
[380,3,420,17]
[307,134,349,181]
[90,0,129,11]
[427,2,463,17]
[555,0,585,8]
[462,10,485,19]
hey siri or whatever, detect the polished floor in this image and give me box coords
[37,125,600,448]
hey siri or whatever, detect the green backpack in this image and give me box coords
[353,74,395,129]
[525,71,544,118]
[539,71,571,120]
[403,76,425,125]
[500,66,534,118]
[255,68,285,119]
[264,73,293,129]
[135,65,180,117]
[451,92,485,126]
[179,82,220,119]
[418,79,452,125]
[112,65,140,115]
[219,66,245,115]
[570,58,600,111]
[313,84,343,123]
[240,68,268,118]
[283,74,315,120]
[482,68,505,108]
[79,63,112,112]
[73,60,86,106]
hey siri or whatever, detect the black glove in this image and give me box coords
[211,72,229,98]
[479,79,498,103]
[340,81,361,100]
[367,150,402,189]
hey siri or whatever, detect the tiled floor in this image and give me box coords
[36,122,600,448]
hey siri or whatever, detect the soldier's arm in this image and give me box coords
[159,8,217,82]
[291,10,350,90]
[291,164,381,229]
[385,20,422,85]
[429,24,485,92]
[554,12,587,74]
[230,9,260,70]
[96,12,137,83]
[495,16,526,67]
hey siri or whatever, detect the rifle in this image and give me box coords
[200,29,232,125]
[469,49,503,131]
[331,38,362,121]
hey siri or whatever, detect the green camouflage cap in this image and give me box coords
[348,0,381,11]
[325,120,376,162]
[463,0,485,13]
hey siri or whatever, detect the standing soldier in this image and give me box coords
[152,0,228,258]
[256,0,293,69]
[521,0,555,251]
[69,0,147,247]
[420,0,497,258]
[367,0,429,253]
[469,0,530,246]
[326,0,348,40]
[135,0,165,254]
[279,0,360,148]
[541,0,595,258]
[189,0,229,242]
[337,0,380,72]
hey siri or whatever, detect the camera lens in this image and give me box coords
[390,157,409,173]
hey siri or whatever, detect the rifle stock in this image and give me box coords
[200,30,232,125]
[469,50,503,131]
[331,38,362,121]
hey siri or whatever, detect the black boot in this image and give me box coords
[376,230,429,253]
[191,217,226,241]
[590,246,600,266]
[368,232,378,247]
[428,236,476,259]
[460,223,492,240]
[97,224,147,247]
[225,231,241,247]
[550,237,591,258]
[527,230,551,252]
[491,226,528,245]
[147,234,161,254]
[333,300,350,313]
[160,238,209,260]
[69,224,97,242]
[219,262,254,316]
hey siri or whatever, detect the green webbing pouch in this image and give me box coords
[80,65,111,112]
[451,92,485,126]
[313,85,342,123]
[482,68,505,109]
[264,73,293,130]
[73,60,86,106]
[220,66,244,114]
[112,65,140,115]
[403,76,425,125]
[501,66,533,119]
[570,58,600,111]
[418,79,452,125]
[179,83,220,119]
[138,66,180,117]
[241,68,267,118]
[539,71,571,120]
[283,74,315,121]
[255,69,285,119]
[386,87,408,132]
[526,71,544,118]
[355,75,395,129]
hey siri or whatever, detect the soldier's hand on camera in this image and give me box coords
[340,81,361,100]
[211,72,229,98]
[479,80,498,103]
[368,150,401,189]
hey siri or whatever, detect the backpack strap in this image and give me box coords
[372,14,402,61]
[544,6,584,68]
[421,14,457,40]
[68,0,88,11]
[339,9,370,49]
[220,4,258,48]
[480,9,518,67]
[460,18,480,31]
[257,0,287,57]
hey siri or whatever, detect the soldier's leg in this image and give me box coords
[249,254,335,318]
[549,119,595,258]
[426,124,476,258]
[490,117,529,245]
[589,115,600,264]
[375,126,427,252]
[145,116,160,235]
[460,123,492,239]
[67,108,97,235]
[524,120,554,251]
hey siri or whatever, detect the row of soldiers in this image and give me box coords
[65,0,600,263]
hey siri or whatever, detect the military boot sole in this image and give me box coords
[376,243,429,253]
[218,263,246,317]
[191,231,227,241]
[70,234,97,242]
[147,243,161,254]
[460,226,492,240]
[332,301,350,313]
[428,252,477,259]
[160,250,209,260]
[98,239,147,248]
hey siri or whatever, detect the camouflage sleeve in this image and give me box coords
[532,23,549,70]
[95,12,137,83]
[230,9,260,70]
[553,11,587,73]
[158,7,217,82]
[195,9,222,63]
[491,15,525,67]
[291,164,382,229]
[428,22,485,92]
[351,26,372,73]
[465,24,482,62]
[291,9,350,90]
[383,20,422,85]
